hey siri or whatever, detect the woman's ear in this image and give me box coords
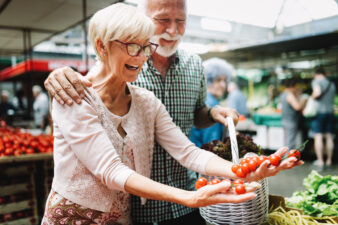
[96,39,107,58]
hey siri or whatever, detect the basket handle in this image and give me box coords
[226,117,240,164]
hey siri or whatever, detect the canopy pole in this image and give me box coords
[82,0,88,72]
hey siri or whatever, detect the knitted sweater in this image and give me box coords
[51,84,215,213]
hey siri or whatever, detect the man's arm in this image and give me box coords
[44,66,92,105]
[193,106,214,128]
[194,106,239,129]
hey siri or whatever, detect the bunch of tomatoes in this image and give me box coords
[0,124,53,157]
[194,151,301,195]
[195,177,250,194]
[231,151,301,178]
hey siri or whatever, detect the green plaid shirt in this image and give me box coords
[131,49,206,223]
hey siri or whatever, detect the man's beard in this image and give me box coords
[150,33,182,57]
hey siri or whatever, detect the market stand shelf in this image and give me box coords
[0,153,53,225]
[0,153,52,164]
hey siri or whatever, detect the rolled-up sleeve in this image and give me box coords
[154,100,216,174]
[52,99,135,191]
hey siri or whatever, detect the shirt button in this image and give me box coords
[165,92,169,97]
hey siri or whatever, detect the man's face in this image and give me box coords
[146,0,186,57]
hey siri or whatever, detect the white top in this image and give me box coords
[33,92,49,126]
[51,84,215,214]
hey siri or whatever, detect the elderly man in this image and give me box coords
[44,0,238,224]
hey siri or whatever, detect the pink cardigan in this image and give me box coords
[51,84,215,212]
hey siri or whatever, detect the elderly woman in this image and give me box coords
[190,58,232,147]
[42,3,302,225]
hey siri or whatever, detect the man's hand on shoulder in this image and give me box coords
[44,66,92,105]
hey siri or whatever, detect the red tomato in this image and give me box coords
[13,151,21,157]
[269,155,281,166]
[235,184,246,194]
[258,156,268,165]
[235,167,246,178]
[233,179,244,186]
[209,178,221,185]
[241,163,250,174]
[25,148,35,154]
[248,160,258,172]
[231,164,240,173]
[252,156,260,165]
[240,158,249,165]
[195,177,208,190]
[288,150,301,161]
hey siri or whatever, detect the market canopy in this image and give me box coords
[0,59,95,81]
[0,0,119,55]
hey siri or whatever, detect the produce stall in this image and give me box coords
[0,121,53,224]
[252,110,338,150]
[264,171,338,225]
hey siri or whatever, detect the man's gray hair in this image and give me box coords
[203,57,234,85]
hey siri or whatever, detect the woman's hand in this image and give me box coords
[245,147,304,182]
[184,180,258,208]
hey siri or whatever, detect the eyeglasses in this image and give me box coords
[114,40,158,57]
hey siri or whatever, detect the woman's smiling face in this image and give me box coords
[106,39,150,83]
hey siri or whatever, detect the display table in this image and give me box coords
[252,113,338,150]
[253,113,338,130]
[253,113,282,127]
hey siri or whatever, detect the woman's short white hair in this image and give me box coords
[89,3,155,61]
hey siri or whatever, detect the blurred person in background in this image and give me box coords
[310,66,336,169]
[12,89,27,112]
[32,85,49,130]
[0,90,16,124]
[280,78,306,150]
[190,57,232,147]
[227,81,249,118]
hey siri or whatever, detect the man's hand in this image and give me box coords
[44,66,92,105]
[210,106,239,126]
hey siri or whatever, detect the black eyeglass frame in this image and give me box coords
[114,40,158,57]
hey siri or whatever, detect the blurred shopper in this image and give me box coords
[227,81,249,118]
[0,90,16,124]
[32,85,49,130]
[12,89,27,111]
[190,57,232,147]
[280,78,306,150]
[310,66,336,169]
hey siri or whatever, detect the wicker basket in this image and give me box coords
[199,117,269,225]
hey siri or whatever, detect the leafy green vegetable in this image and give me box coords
[286,170,338,217]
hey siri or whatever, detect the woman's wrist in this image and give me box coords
[175,189,195,207]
